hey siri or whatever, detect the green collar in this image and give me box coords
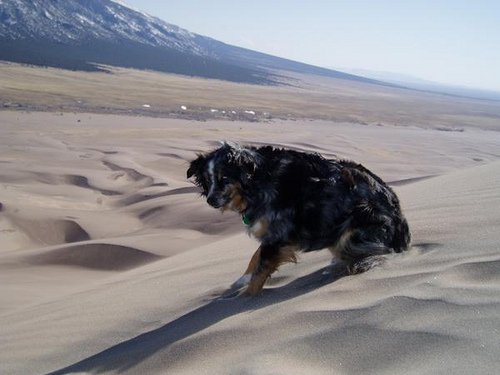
[242,213,251,226]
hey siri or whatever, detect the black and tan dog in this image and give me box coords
[187,142,410,295]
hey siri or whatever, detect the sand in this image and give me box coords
[0,111,499,374]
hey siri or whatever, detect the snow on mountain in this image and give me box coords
[0,0,203,54]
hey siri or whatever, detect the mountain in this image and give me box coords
[0,0,381,86]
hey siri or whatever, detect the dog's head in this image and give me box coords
[187,142,260,212]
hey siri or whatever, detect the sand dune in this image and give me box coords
[47,163,500,375]
[0,112,499,374]
[11,218,89,245]
[26,243,162,271]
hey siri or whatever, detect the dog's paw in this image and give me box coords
[217,274,252,300]
[219,288,247,300]
[244,273,269,296]
[231,273,252,289]
[221,272,268,298]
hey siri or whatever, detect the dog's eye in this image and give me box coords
[221,176,230,183]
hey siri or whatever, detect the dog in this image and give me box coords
[187,142,411,295]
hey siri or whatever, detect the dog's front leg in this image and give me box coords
[245,243,297,296]
[231,246,262,290]
[230,243,297,296]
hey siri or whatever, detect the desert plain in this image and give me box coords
[1,63,500,374]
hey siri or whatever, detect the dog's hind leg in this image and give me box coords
[325,230,355,277]
[342,228,393,274]
[328,227,392,275]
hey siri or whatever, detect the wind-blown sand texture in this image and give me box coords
[1,111,499,374]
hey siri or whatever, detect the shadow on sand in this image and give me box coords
[48,264,346,374]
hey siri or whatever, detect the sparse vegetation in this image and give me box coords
[1,62,500,130]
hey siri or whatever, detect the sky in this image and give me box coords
[124,0,500,92]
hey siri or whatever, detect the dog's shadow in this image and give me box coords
[48,264,346,374]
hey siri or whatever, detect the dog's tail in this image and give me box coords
[391,216,411,253]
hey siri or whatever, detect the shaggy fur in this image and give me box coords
[187,142,411,295]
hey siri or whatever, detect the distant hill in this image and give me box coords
[335,68,500,101]
[0,0,382,86]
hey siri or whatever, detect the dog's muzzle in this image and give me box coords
[206,194,225,208]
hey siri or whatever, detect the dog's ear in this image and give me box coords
[187,154,206,179]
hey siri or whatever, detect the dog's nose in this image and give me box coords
[207,195,219,207]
